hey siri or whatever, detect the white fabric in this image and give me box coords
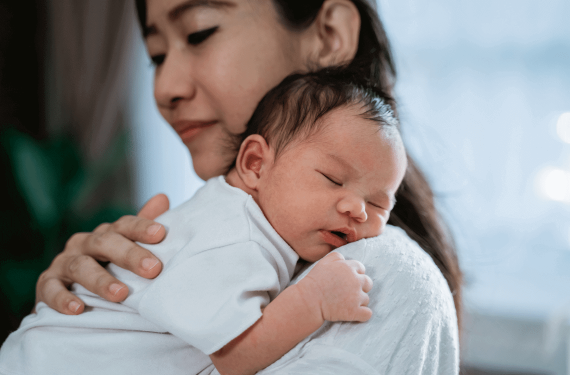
[200,226,460,375]
[0,176,299,375]
[0,178,459,375]
[260,226,460,374]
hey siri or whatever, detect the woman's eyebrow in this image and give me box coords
[145,0,235,37]
[168,0,235,20]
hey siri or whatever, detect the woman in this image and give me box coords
[34,0,461,372]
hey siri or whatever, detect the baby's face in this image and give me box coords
[257,105,407,262]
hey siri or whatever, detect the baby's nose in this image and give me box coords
[337,196,367,223]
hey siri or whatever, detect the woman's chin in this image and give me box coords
[192,161,213,181]
[192,155,231,181]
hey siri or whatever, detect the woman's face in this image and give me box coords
[145,0,313,179]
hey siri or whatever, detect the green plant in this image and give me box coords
[0,126,135,316]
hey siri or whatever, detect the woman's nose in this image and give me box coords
[337,195,368,223]
[154,51,196,109]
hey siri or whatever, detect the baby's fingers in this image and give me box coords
[353,306,373,322]
[346,259,366,275]
[360,291,370,307]
[359,274,373,293]
[322,251,345,263]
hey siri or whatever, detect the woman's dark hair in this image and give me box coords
[134,0,462,330]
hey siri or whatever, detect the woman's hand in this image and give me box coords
[34,194,170,315]
[297,252,373,323]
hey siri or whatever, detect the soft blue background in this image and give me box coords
[377,0,570,320]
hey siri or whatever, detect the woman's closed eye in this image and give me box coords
[187,26,219,45]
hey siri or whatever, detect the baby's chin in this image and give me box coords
[296,243,336,263]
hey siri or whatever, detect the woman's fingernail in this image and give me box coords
[69,301,81,313]
[142,258,159,271]
[147,224,162,236]
[109,283,124,296]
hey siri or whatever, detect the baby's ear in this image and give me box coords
[235,135,273,190]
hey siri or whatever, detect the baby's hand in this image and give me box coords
[297,252,373,323]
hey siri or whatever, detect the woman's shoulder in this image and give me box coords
[263,226,460,375]
[360,225,457,326]
[335,225,459,373]
[363,225,452,299]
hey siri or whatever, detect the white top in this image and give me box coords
[0,179,459,375]
[202,226,460,375]
[0,176,299,374]
[261,226,459,374]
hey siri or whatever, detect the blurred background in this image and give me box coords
[0,0,569,373]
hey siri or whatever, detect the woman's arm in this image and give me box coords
[210,252,373,375]
[34,194,169,315]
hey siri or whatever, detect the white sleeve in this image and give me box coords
[257,226,460,375]
[137,241,280,355]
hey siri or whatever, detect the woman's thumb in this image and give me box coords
[138,193,170,220]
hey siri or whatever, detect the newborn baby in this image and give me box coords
[0,68,406,375]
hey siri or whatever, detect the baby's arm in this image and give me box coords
[210,252,373,375]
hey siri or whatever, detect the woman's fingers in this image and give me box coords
[35,267,85,315]
[138,193,170,220]
[65,255,129,302]
[82,230,162,279]
[111,215,166,245]
[40,276,85,315]
[35,197,170,314]
[87,215,165,280]
[67,220,164,280]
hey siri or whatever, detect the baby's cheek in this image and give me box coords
[377,222,386,236]
[367,213,386,238]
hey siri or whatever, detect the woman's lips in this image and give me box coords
[174,120,217,143]
[319,230,348,248]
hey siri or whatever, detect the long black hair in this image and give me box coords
[134,0,462,330]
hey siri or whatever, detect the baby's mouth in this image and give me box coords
[319,230,349,248]
[331,231,347,241]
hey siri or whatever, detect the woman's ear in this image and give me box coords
[235,134,273,190]
[312,0,361,67]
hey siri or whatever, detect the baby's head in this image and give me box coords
[225,67,407,262]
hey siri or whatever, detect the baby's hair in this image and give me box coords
[226,65,400,172]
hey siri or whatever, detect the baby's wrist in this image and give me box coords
[293,279,325,327]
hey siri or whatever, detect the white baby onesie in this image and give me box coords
[0,176,299,375]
